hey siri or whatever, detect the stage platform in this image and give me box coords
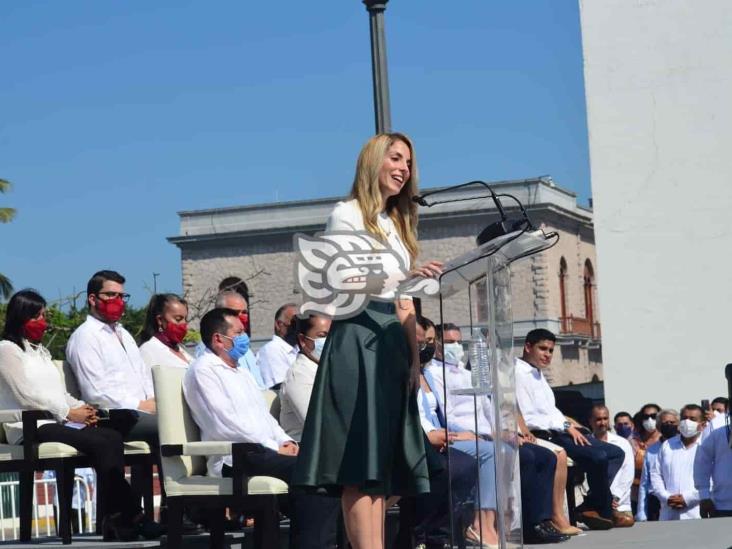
[526,517,732,549]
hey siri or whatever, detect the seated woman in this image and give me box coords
[139,293,193,369]
[0,289,163,542]
[279,314,331,441]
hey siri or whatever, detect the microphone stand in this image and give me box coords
[413,180,534,245]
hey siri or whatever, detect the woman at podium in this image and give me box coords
[295,133,442,549]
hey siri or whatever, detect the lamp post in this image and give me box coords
[152,272,159,294]
[363,0,392,133]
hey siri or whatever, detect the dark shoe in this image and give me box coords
[135,516,167,540]
[523,522,571,544]
[102,513,140,542]
[578,510,614,530]
[181,513,205,534]
[612,511,635,528]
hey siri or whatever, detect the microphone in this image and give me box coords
[411,195,429,206]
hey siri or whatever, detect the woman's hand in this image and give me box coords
[67,405,97,425]
[427,429,458,452]
[409,260,443,279]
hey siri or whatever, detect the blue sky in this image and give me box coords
[1,1,591,307]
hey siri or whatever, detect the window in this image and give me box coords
[584,260,595,326]
[559,257,568,321]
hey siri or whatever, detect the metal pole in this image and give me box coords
[363,0,392,133]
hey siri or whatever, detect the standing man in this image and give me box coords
[589,405,635,527]
[67,270,157,444]
[515,329,625,530]
[257,303,299,390]
[214,290,266,389]
[650,404,706,520]
[695,414,732,518]
[636,409,679,522]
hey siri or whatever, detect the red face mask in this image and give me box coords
[96,296,125,322]
[164,322,188,344]
[23,318,47,342]
[239,312,250,333]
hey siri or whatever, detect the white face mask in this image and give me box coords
[443,342,465,366]
[642,418,657,433]
[307,336,327,361]
[679,419,700,438]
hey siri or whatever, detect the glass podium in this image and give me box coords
[428,229,557,549]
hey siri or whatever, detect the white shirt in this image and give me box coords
[279,353,319,441]
[326,199,413,301]
[66,315,154,410]
[514,357,566,432]
[603,431,635,512]
[0,340,84,444]
[257,335,298,389]
[183,349,292,477]
[426,359,493,436]
[139,336,193,370]
[650,434,702,520]
[694,425,732,511]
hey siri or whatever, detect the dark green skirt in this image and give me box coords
[293,301,430,496]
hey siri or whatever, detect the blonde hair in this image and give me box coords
[349,132,419,265]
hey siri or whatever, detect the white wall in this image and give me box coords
[579,0,732,415]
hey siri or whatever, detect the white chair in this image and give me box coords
[0,408,87,545]
[54,360,155,525]
[152,365,288,548]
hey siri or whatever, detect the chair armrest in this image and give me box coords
[22,410,55,462]
[0,409,23,423]
[160,442,264,498]
[161,441,263,457]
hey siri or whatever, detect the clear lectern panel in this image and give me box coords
[431,230,558,549]
[440,253,522,549]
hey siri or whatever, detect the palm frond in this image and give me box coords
[0,273,13,300]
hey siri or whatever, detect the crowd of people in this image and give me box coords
[1,132,731,549]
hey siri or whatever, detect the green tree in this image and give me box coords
[0,179,17,299]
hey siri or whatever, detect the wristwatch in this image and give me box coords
[563,421,572,432]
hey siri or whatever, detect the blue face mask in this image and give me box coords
[221,333,249,361]
[615,424,633,438]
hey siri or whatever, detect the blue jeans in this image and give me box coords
[451,439,497,510]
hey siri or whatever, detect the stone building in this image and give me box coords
[168,177,602,386]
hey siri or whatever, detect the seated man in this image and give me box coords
[214,289,266,389]
[427,323,569,545]
[650,404,706,520]
[589,405,635,527]
[257,303,299,390]
[515,328,625,530]
[279,314,331,441]
[183,308,338,548]
[66,270,157,444]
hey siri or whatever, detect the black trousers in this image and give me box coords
[548,433,625,518]
[414,446,477,545]
[519,443,556,529]
[36,423,141,520]
[223,445,340,549]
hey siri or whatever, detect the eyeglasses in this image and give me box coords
[97,291,131,302]
[642,413,658,420]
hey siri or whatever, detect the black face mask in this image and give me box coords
[419,344,435,365]
[660,423,678,439]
